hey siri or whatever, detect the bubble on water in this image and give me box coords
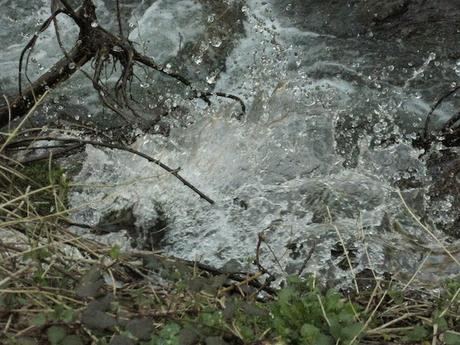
[193,55,203,64]
[68,62,76,70]
[206,74,217,84]
[210,37,222,48]
[454,60,460,76]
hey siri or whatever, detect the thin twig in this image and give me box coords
[116,0,124,38]
[297,240,316,276]
[397,189,460,267]
[422,85,460,144]
[8,136,215,204]
[326,206,359,293]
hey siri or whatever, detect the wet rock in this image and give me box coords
[94,201,168,250]
[426,148,460,238]
[311,206,333,224]
[221,259,243,273]
[330,242,358,271]
[172,0,246,89]
[274,0,460,52]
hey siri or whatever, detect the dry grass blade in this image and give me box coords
[397,189,460,267]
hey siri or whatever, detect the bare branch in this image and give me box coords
[7,136,215,204]
[421,85,460,145]
[116,0,124,38]
[2,0,246,132]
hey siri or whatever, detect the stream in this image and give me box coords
[1,0,460,288]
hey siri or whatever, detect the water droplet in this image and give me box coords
[91,21,98,28]
[387,65,394,71]
[207,14,215,23]
[113,46,122,52]
[68,62,76,69]
[193,55,203,65]
[206,75,216,84]
[210,37,222,48]
[454,60,460,76]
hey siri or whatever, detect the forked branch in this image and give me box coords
[0,0,246,129]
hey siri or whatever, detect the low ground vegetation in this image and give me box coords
[0,137,459,345]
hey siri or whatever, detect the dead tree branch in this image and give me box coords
[417,85,460,150]
[6,135,215,204]
[0,0,246,129]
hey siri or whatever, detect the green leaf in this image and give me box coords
[403,325,429,342]
[325,290,341,311]
[32,313,47,327]
[109,245,121,260]
[300,323,320,344]
[340,323,363,341]
[47,325,67,345]
[61,309,75,323]
[445,332,460,345]
[23,248,51,262]
[199,312,222,328]
[159,323,181,339]
[62,335,84,345]
[435,317,448,332]
[13,337,37,345]
[316,334,334,345]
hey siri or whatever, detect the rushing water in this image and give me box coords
[1,0,460,287]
